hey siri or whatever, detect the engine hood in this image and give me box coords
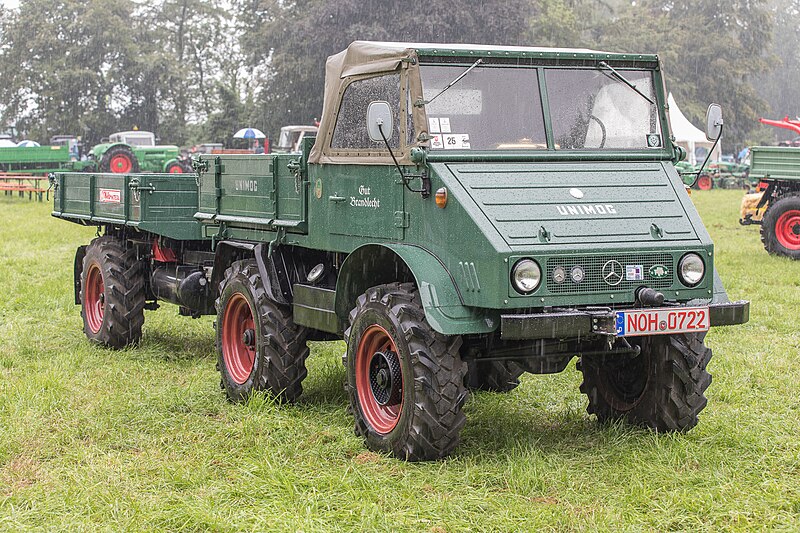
[435,161,700,251]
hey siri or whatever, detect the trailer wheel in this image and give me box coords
[101,146,139,174]
[578,332,711,431]
[345,283,468,461]
[466,360,525,392]
[216,260,309,403]
[761,194,800,259]
[80,236,145,348]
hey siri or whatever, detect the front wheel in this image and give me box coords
[578,333,712,431]
[696,174,714,190]
[761,194,800,259]
[345,283,468,461]
[216,260,309,403]
[165,161,191,174]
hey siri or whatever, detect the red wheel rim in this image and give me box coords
[775,209,800,250]
[355,324,403,434]
[85,263,105,334]
[221,293,256,384]
[697,175,713,190]
[168,165,183,174]
[109,154,133,173]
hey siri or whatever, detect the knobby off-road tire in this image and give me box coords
[100,145,140,174]
[80,236,146,349]
[578,332,712,431]
[345,282,468,461]
[216,260,309,403]
[760,193,800,259]
[465,360,525,392]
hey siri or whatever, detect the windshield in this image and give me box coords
[420,65,547,150]
[125,134,155,146]
[546,69,660,149]
[419,64,661,151]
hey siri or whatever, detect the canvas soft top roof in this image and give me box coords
[325,40,659,79]
[310,41,661,164]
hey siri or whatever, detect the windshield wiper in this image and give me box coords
[598,61,655,106]
[415,58,483,107]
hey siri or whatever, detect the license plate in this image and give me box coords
[615,307,710,337]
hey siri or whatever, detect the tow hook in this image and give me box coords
[635,287,664,307]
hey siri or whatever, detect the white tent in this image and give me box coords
[668,93,721,166]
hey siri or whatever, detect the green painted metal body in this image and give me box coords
[0,145,94,174]
[748,146,800,182]
[52,43,737,337]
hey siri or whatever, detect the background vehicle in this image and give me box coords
[274,125,318,153]
[52,42,748,461]
[740,146,800,259]
[0,143,94,174]
[89,130,189,173]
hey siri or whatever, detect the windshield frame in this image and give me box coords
[417,57,672,159]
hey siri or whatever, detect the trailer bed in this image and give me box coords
[51,172,205,241]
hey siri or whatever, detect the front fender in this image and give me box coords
[90,142,125,159]
[335,243,498,336]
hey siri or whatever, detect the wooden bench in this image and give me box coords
[0,175,50,201]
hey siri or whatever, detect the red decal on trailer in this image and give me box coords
[99,189,121,203]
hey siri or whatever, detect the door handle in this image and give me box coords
[328,195,346,203]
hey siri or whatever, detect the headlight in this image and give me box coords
[511,259,541,294]
[678,253,705,286]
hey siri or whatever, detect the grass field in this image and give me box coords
[0,189,798,531]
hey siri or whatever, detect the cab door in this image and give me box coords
[316,71,407,241]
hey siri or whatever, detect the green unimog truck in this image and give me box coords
[52,41,749,461]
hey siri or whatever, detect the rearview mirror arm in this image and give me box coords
[377,122,430,198]
[687,123,723,189]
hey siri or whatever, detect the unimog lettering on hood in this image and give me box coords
[53,40,749,462]
[556,204,618,216]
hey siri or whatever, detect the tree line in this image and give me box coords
[0,0,793,151]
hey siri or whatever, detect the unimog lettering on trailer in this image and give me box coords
[52,42,749,461]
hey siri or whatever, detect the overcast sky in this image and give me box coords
[1,0,19,8]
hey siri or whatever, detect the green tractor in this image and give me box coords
[89,130,189,174]
[52,41,749,460]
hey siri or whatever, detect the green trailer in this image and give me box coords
[739,146,800,258]
[53,41,749,461]
[0,144,94,174]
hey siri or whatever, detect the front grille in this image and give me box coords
[545,253,673,294]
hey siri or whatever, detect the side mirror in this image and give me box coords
[366,101,394,143]
[706,103,723,141]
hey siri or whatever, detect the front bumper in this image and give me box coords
[500,300,750,340]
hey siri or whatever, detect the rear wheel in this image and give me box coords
[578,333,711,431]
[761,194,800,259]
[216,260,309,403]
[465,360,525,392]
[80,236,145,348]
[100,145,139,174]
[345,283,468,461]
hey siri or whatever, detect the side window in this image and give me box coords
[332,74,401,150]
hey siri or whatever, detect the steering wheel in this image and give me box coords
[587,115,607,149]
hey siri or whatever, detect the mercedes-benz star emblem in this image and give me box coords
[602,260,624,286]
